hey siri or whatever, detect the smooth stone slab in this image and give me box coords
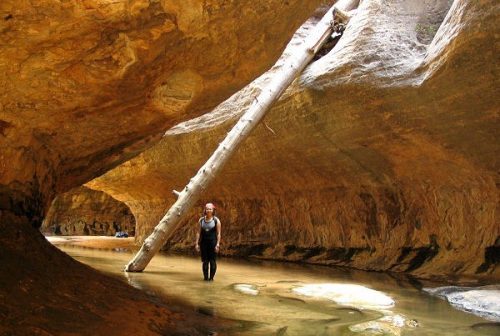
[292,283,395,309]
[424,286,500,322]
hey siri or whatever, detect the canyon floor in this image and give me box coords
[47,235,500,335]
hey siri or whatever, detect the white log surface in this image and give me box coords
[125,0,358,272]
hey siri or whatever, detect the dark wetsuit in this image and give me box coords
[199,216,218,280]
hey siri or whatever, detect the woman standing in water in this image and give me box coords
[195,203,221,281]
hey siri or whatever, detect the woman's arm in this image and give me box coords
[215,218,221,252]
[195,221,201,252]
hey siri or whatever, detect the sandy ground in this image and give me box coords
[46,235,137,250]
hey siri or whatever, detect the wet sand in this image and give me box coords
[47,235,137,250]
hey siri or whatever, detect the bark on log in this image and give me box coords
[125,0,359,272]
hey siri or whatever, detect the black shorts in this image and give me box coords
[200,239,217,262]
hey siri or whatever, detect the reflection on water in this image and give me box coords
[58,246,495,336]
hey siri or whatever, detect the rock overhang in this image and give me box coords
[0,0,324,224]
[85,0,499,280]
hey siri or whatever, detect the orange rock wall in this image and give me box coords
[88,0,499,281]
[0,0,323,227]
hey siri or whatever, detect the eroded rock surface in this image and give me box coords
[42,186,135,236]
[88,0,499,281]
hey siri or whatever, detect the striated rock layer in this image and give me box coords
[42,186,135,236]
[89,0,499,281]
[0,0,324,333]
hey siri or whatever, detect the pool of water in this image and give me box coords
[56,245,498,336]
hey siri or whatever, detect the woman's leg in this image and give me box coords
[201,242,210,280]
[209,258,217,280]
[202,261,209,280]
[209,240,217,280]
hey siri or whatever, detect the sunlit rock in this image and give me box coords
[292,283,394,309]
[424,286,500,322]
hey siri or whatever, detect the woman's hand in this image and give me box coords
[215,244,220,252]
[195,243,200,252]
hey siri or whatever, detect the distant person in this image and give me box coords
[115,231,128,238]
[195,203,221,281]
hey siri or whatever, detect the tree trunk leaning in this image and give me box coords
[125,0,358,272]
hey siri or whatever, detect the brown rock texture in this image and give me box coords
[88,0,500,281]
[0,0,322,227]
[42,186,135,236]
[0,1,324,333]
[0,220,231,335]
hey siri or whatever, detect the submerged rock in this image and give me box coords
[424,286,500,322]
[233,284,260,296]
[348,313,418,336]
[292,283,395,310]
[471,322,500,336]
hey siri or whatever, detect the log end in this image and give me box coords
[334,8,351,24]
[124,262,144,272]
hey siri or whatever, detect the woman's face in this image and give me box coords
[205,206,214,216]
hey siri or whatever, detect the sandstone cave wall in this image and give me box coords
[42,186,135,236]
[87,0,499,281]
[0,2,326,333]
[0,0,323,228]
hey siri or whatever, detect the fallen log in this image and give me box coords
[125,0,359,272]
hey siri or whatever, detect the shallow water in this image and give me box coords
[57,245,497,336]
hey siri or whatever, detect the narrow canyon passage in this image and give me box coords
[1,0,498,333]
[52,239,498,336]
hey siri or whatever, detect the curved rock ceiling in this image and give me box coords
[0,0,323,226]
[88,0,499,280]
